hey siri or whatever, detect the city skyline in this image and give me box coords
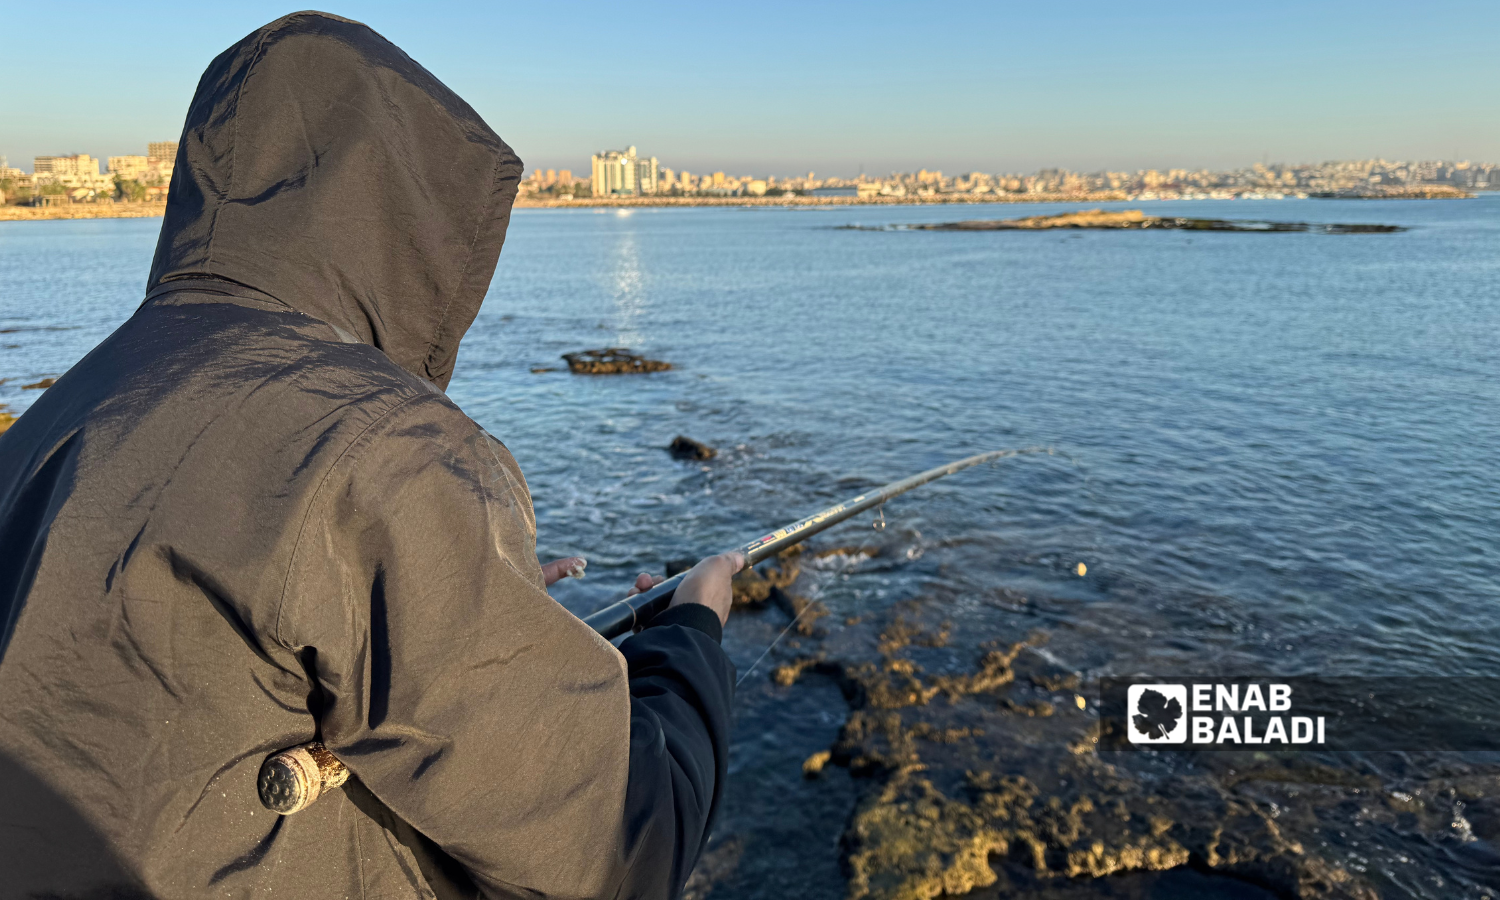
[2,1,1496,176]
[6,147,1494,209]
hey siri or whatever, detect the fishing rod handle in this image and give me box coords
[258,741,348,815]
[260,571,695,810]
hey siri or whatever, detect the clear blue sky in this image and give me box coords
[2,1,1495,177]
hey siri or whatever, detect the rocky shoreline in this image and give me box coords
[694,545,1500,900]
[0,202,167,222]
[0,185,1478,222]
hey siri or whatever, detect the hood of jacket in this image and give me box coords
[148,11,522,389]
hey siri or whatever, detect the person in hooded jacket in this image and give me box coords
[0,12,739,900]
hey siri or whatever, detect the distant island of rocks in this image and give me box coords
[844,209,1406,234]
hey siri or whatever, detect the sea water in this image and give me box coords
[2,197,1497,897]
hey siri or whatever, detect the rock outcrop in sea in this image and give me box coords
[847,210,1405,234]
[668,435,717,461]
[562,348,672,374]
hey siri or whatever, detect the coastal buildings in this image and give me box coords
[9,142,1494,206]
[516,156,1495,203]
[0,141,178,205]
[32,155,114,195]
[108,156,151,181]
[34,154,102,181]
[766,158,1497,201]
[519,167,579,199]
[591,147,659,196]
[107,149,174,185]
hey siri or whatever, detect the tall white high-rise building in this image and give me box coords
[591,146,659,196]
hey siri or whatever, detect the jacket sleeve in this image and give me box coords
[277,393,732,900]
[615,604,735,899]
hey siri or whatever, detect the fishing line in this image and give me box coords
[736,599,822,688]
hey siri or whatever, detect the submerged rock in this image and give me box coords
[0,411,14,435]
[22,377,56,390]
[561,347,671,375]
[668,435,717,460]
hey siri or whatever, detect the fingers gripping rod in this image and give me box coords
[258,449,1045,813]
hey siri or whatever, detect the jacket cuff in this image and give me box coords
[646,603,723,643]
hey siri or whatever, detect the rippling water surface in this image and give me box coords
[2,198,1497,897]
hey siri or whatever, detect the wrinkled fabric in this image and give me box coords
[0,11,732,900]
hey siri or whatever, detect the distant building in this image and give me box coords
[35,154,99,178]
[591,146,659,196]
[146,142,176,185]
[0,164,28,203]
[109,155,151,181]
[34,154,113,191]
[109,148,173,187]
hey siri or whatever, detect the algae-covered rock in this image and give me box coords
[562,347,671,374]
[728,545,1482,898]
[901,209,1405,235]
[758,589,1396,899]
[845,772,1012,900]
[803,750,833,777]
[730,548,802,609]
[668,435,716,460]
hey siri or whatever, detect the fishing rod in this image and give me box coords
[257,448,1048,815]
[584,447,1048,639]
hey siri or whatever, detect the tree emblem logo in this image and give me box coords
[1127,684,1187,743]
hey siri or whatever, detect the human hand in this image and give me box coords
[540,557,587,587]
[668,551,747,627]
[627,573,666,596]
